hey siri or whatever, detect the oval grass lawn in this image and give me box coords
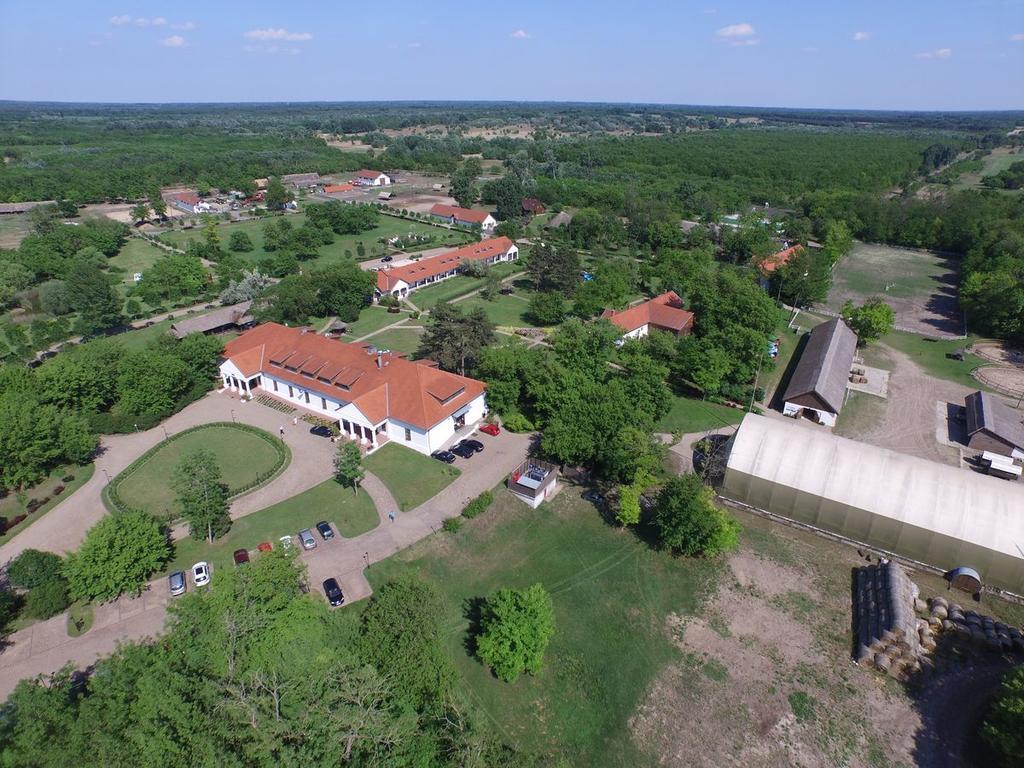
[114,424,287,520]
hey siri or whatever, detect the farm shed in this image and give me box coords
[722,414,1024,593]
[781,317,857,427]
[170,301,254,339]
[964,390,1024,459]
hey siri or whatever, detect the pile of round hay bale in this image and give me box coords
[925,596,1024,655]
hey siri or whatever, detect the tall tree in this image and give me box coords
[148,190,167,220]
[129,203,150,225]
[64,260,123,336]
[450,159,481,208]
[333,441,364,494]
[417,302,495,376]
[654,474,740,557]
[475,584,555,683]
[526,241,581,294]
[841,298,896,345]
[173,449,231,542]
[265,177,292,211]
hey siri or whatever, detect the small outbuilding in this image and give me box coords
[781,318,857,427]
[964,390,1024,459]
[521,197,546,215]
[281,172,321,189]
[170,301,255,339]
[545,211,573,229]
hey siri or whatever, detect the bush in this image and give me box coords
[983,666,1024,766]
[442,517,462,534]
[0,590,20,631]
[61,474,75,483]
[501,412,534,432]
[462,490,494,519]
[24,579,71,619]
[7,549,65,590]
[654,474,740,557]
[476,584,555,683]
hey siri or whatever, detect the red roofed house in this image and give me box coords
[429,203,497,234]
[757,244,803,275]
[166,191,212,215]
[323,183,355,195]
[354,170,392,187]
[375,236,518,300]
[220,323,488,454]
[600,291,695,341]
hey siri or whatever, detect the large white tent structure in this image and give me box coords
[722,414,1024,593]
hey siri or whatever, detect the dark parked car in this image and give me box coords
[315,521,335,541]
[309,424,334,438]
[431,450,457,464]
[381,254,393,263]
[233,549,250,566]
[460,439,484,453]
[323,578,345,607]
[450,442,475,459]
[168,570,186,596]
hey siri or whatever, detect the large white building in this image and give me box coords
[220,323,487,454]
[375,236,518,300]
[722,413,1024,593]
[354,169,392,187]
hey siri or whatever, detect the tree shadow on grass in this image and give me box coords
[461,595,486,660]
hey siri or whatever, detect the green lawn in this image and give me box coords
[107,238,166,290]
[459,292,536,327]
[363,443,459,511]
[655,394,745,434]
[407,262,523,309]
[0,212,31,249]
[366,486,717,766]
[158,213,470,268]
[880,330,989,390]
[342,305,409,339]
[0,463,95,546]
[166,482,379,576]
[112,317,175,351]
[359,327,423,356]
[114,425,287,520]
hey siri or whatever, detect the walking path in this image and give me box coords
[0,409,531,698]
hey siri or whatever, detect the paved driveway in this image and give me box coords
[0,425,532,697]
[0,390,337,564]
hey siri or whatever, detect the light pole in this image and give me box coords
[102,468,111,483]
[161,426,169,441]
[230,409,236,423]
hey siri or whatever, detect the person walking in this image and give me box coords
[388,511,396,523]
[279,426,285,438]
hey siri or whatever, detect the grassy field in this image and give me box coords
[0,464,94,546]
[405,261,523,309]
[341,305,409,339]
[879,331,989,390]
[367,486,717,766]
[655,395,745,434]
[166,483,379,576]
[114,425,286,520]
[112,317,175,351]
[458,291,536,327]
[159,213,469,268]
[0,212,31,249]
[359,326,423,356]
[107,238,167,290]
[952,146,1024,191]
[363,443,459,511]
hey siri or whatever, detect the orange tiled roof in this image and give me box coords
[356,169,384,179]
[600,291,695,335]
[376,236,514,293]
[429,203,491,224]
[223,323,486,430]
[324,184,354,194]
[758,244,803,274]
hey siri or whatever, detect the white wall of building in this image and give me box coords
[783,400,838,427]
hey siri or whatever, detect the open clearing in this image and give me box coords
[0,213,31,249]
[952,146,1024,190]
[823,241,962,338]
[362,442,459,511]
[365,482,1024,766]
[114,424,285,520]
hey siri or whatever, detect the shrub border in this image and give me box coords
[102,422,291,516]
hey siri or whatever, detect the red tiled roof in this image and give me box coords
[172,192,200,206]
[600,291,695,335]
[429,203,491,224]
[324,184,354,194]
[758,245,803,274]
[223,323,486,430]
[521,197,545,213]
[376,236,515,293]
[356,169,385,179]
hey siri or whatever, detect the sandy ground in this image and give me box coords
[79,201,187,224]
[823,243,963,338]
[387,192,457,214]
[970,342,1024,397]
[629,509,1024,768]
[836,342,970,464]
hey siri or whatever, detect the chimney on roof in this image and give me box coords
[376,349,392,368]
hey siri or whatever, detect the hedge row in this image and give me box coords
[103,422,291,516]
[461,490,494,520]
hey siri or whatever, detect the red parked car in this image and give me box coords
[233,549,250,566]
[479,423,501,436]
[257,541,273,553]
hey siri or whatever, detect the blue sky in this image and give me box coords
[0,1,1022,109]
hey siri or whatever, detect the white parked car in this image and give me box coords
[279,534,294,549]
[192,561,211,587]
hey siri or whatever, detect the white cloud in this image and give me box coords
[510,29,529,39]
[110,15,131,26]
[408,42,421,48]
[1011,33,1024,41]
[245,28,313,42]
[111,15,171,28]
[172,21,196,31]
[715,23,758,46]
[915,47,952,59]
[150,17,167,26]
[243,44,302,55]
[853,31,870,41]
[160,35,187,48]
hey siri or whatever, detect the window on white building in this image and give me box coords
[405,428,411,441]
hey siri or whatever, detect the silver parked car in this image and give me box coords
[168,570,186,596]
[298,529,317,550]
